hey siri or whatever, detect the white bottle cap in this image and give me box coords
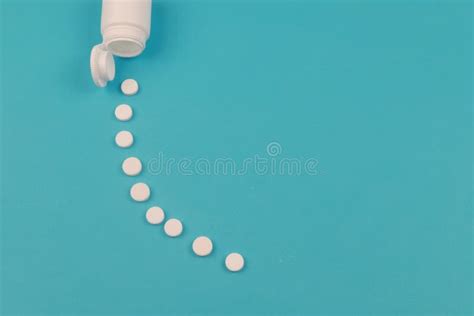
[90,44,115,87]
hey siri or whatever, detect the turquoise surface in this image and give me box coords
[1,0,472,315]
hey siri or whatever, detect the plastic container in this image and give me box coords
[90,0,152,87]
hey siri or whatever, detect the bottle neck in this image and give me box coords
[102,24,148,58]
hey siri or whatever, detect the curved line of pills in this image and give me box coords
[114,78,245,273]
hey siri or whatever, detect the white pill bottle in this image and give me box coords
[90,0,152,87]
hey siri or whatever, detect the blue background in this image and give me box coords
[1,0,472,315]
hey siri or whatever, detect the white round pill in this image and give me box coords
[122,157,142,176]
[115,130,134,148]
[130,182,150,202]
[121,79,139,96]
[146,206,165,224]
[114,104,133,121]
[225,253,245,272]
[164,218,183,237]
[192,236,213,257]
